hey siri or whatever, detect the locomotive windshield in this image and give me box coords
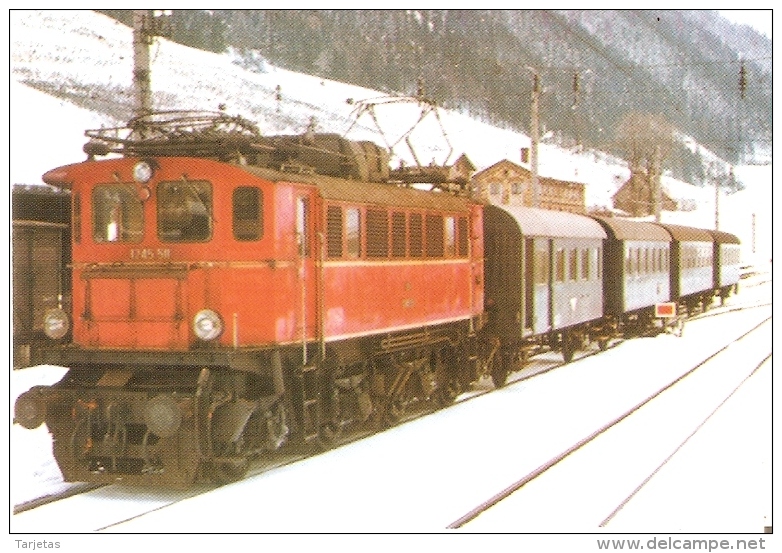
[92,184,144,243]
[157,180,213,242]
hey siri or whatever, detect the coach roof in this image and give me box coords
[656,223,714,242]
[591,217,672,242]
[487,204,607,239]
[708,229,741,245]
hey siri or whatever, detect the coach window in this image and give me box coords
[233,187,263,241]
[92,184,143,243]
[158,180,212,242]
[594,247,602,279]
[568,248,578,281]
[580,248,589,280]
[535,248,549,285]
[634,248,641,276]
[346,207,361,258]
[555,248,566,282]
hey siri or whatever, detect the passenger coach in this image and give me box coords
[709,229,741,304]
[591,217,673,337]
[657,224,715,315]
[483,204,606,385]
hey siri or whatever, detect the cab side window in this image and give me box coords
[233,187,263,241]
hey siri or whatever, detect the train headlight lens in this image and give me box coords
[15,390,46,429]
[144,395,182,438]
[193,309,223,341]
[133,161,154,183]
[43,308,70,340]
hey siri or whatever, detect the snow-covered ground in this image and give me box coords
[9,279,772,540]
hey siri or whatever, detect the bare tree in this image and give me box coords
[615,112,675,219]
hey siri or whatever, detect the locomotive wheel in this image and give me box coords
[434,378,461,407]
[210,458,250,485]
[317,421,342,449]
[490,355,510,389]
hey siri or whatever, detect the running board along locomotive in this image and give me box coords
[14,111,741,486]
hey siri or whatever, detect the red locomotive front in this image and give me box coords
[16,112,486,485]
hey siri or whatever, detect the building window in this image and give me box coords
[489,182,501,195]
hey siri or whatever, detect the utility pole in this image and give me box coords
[652,145,661,222]
[714,164,721,230]
[529,68,541,208]
[132,10,172,119]
[133,10,153,118]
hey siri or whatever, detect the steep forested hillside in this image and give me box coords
[97,9,771,182]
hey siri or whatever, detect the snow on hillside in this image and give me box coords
[9,9,773,263]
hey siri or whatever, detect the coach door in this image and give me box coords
[532,238,552,334]
[294,188,318,363]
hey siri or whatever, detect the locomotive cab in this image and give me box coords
[30,155,315,485]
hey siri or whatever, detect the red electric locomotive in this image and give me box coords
[14,112,486,485]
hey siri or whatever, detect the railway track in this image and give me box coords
[451,313,771,530]
[12,289,770,531]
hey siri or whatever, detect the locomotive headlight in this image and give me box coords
[193,309,223,341]
[15,389,46,429]
[43,308,70,340]
[133,160,154,183]
[144,395,182,438]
